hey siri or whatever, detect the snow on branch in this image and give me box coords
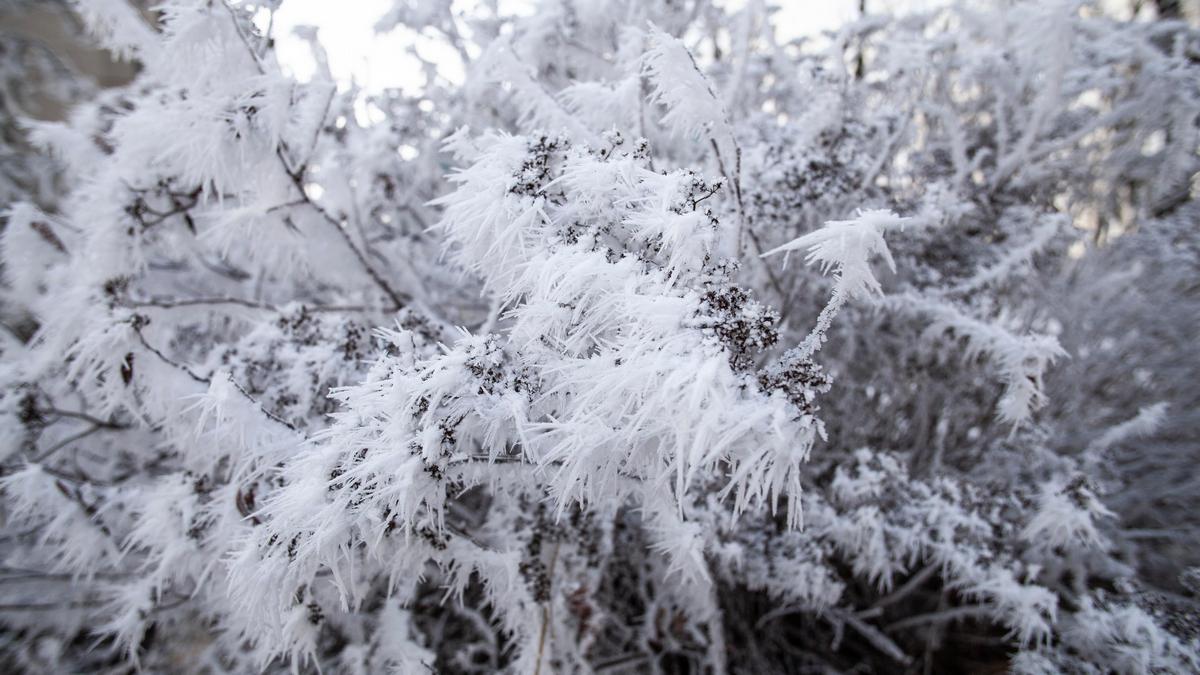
[763,209,904,358]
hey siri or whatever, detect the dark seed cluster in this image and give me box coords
[509,135,569,198]
[697,270,780,372]
[756,347,832,416]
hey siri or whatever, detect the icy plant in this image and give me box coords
[0,0,1198,673]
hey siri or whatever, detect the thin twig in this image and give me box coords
[594,653,651,672]
[869,562,939,612]
[127,296,376,314]
[34,425,105,463]
[131,323,303,435]
[0,600,107,612]
[40,407,128,430]
[827,608,913,666]
[885,605,992,633]
[276,147,409,310]
[746,228,791,315]
[532,542,561,675]
[127,297,273,311]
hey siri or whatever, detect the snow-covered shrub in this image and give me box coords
[1,0,1198,672]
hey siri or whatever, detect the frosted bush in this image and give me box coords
[0,0,1198,672]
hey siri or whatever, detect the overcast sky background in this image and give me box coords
[264,0,958,95]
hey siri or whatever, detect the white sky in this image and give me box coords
[261,0,1157,93]
[263,1,950,94]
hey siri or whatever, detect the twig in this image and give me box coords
[594,652,651,672]
[709,137,747,254]
[885,605,992,633]
[52,478,115,540]
[34,425,105,463]
[0,600,107,612]
[869,562,939,612]
[40,407,128,430]
[827,607,913,666]
[131,323,303,435]
[127,296,375,314]
[0,571,129,584]
[126,297,273,311]
[746,229,790,314]
[1121,528,1191,540]
[532,542,561,675]
[276,147,409,310]
[759,605,912,665]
